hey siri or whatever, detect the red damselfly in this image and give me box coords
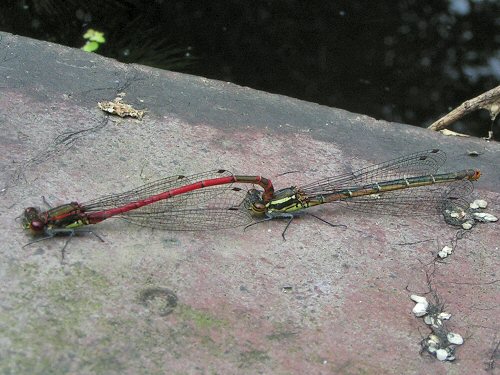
[22,170,274,239]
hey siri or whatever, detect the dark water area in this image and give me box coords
[1,0,499,139]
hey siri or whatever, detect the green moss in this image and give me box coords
[1,262,273,373]
[266,331,297,341]
[176,304,228,330]
[0,262,127,374]
[238,349,270,368]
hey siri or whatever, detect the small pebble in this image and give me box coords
[427,344,437,353]
[410,295,428,304]
[438,245,453,259]
[447,332,464,345]
[436,348,449,361]
[438,312,451,320]
[469,199,487,209]
[462,221,473,230]
[473,212,498,222]
[413,302,428,317]
[438,250,448,259]
[428,334,440,345]
[424,316,443,327]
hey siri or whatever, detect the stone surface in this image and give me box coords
[0,32,499,374]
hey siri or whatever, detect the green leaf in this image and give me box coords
[82,41,100,52]
[82,29,106,44]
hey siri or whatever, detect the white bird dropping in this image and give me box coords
[447,332,464,345]
[436,349,449,361]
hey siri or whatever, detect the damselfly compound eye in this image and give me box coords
[30,220,45,233]
[253,202,266,211]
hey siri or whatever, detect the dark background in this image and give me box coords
[1,0,499,138]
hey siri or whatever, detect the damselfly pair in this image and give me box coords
[22,149,480,244]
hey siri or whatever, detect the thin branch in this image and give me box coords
[428,85,500,131]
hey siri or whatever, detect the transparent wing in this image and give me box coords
[115,186,254,230]
[83,169,233,211]
[301,149,446,195]
[336,179,473,216]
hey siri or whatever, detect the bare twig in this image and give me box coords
[428,85,500,131]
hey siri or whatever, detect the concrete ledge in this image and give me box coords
[1,32,498,374]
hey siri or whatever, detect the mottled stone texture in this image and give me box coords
[0,32,498,374]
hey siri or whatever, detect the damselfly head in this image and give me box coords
[243,189,267,215]
[21,207,45,234]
